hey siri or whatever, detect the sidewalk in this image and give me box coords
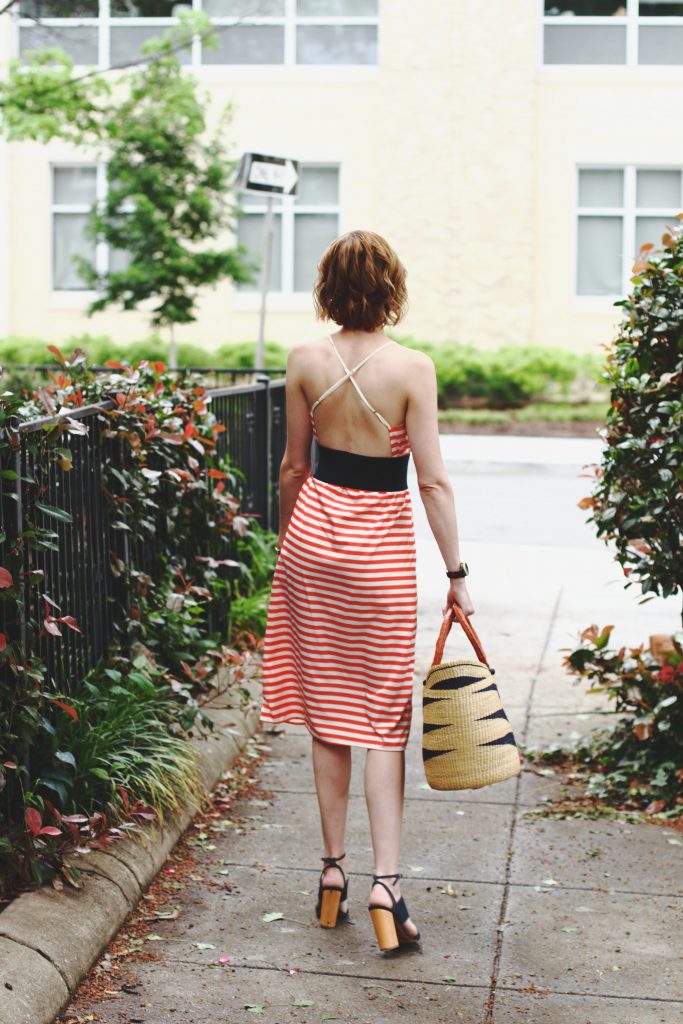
[72,436,683,1024]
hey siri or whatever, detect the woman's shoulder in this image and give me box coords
[286,335,432,368]
[391,344,434,372]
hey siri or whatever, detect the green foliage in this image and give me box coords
[228,523,278,646]
[35,657,202,824]
[391,335,604,408]
[0,47,109,144]
[581,225,683,606]
[214,341,289,369]
[0,14,257,347]
[75,26,257,330]
[0,10,209,145]
[0,347,266,896]
[559,625,683,816]
[430,343,603,408]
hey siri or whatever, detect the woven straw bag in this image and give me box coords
[422,603,521,791]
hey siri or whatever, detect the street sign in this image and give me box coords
[236,152,299,196]
[235,153,300,369]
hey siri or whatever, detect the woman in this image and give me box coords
[260,229,474,952]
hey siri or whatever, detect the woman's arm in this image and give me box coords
[277,345,313,545]
[406,353,475,616]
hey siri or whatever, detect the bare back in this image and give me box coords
[287,333,447,489]
[301,334,412,457]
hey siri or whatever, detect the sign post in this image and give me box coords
[236,153,299,369]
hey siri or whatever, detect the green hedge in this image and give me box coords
[0,335,605,409]
[396,337,605,408]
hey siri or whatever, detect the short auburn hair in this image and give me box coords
[312,230,408,332]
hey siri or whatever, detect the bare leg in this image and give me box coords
[364,748,418,937]
[311,736,351,911]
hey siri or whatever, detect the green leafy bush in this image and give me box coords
[214,340,289,369]
[544,224,683,820]
[0,349,269,896]
[1,336,601,407]
[560,624,683,816]
[391,334,604,407]
[35,658,202,822]
[228,522,278,646]
[580,224,683,604]
[431,343,603,408]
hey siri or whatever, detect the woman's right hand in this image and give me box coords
[444,579,475,618]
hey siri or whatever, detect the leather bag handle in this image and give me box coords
[431,603,489,669]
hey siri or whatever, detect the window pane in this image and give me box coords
[203,0,284,13]
[297,0,378,14]
[109,246,133,274]
[236,213,282,291]
[296,166,339,205]
[53,166,97,206]
[202,24,285,63]
[111,25,192,63]
[578,169,623,207]
[638,26,683,62]
[636,170,682,207]
[544,1,626,12]
[577,216,622,295]
[544,24,626,62]
[639,1,683,14]
[635,216,678,253]
[237,192,284,210]
[20,1,97,15]
[53,213,95,290]
[19,25,99,63]
[111,1,182,15]
[297,24,377,63]
[294,214,338,291]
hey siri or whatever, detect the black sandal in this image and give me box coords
[315,853,349,928]
[367,872,421,951]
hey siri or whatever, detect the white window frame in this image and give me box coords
[50,160,133,295]
[574,163,683,302]
[234,161,341,305]
[541,0,683,67]
[17,0,379,69]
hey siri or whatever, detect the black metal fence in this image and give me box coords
[3,365,286,390]
[0,376,286,694]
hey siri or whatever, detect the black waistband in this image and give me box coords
[313,443,409,492]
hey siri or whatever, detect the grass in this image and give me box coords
[437,401,609,426]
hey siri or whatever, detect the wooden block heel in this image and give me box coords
[315,853,349,928]
[368,906,399,950]
[319,888,342,928]
[367,872,421,952]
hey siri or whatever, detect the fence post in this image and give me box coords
[255,374,272,533]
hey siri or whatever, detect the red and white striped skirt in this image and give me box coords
[260,468,418,750]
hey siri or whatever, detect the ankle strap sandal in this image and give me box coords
[368,872,421,951]
[315,852,349,929]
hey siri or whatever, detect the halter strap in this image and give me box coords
[309,335,393,431]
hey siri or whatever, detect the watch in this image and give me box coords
[446,562,469,579]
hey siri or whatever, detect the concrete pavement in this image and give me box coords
[71,435,683,1024]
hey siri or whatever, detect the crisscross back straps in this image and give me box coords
[310,335,393,431]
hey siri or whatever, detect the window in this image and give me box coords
[52,165,98,291]
[236,164,340,294]
[576,166,682,296]
[18,1,378,67]
[51,164,132,291]
[543,0,683,65]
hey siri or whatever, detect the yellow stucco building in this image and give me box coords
[1,1,682,353]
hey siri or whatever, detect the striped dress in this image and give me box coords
[260,336,418,751]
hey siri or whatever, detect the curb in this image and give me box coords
[0,664,263,1024]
